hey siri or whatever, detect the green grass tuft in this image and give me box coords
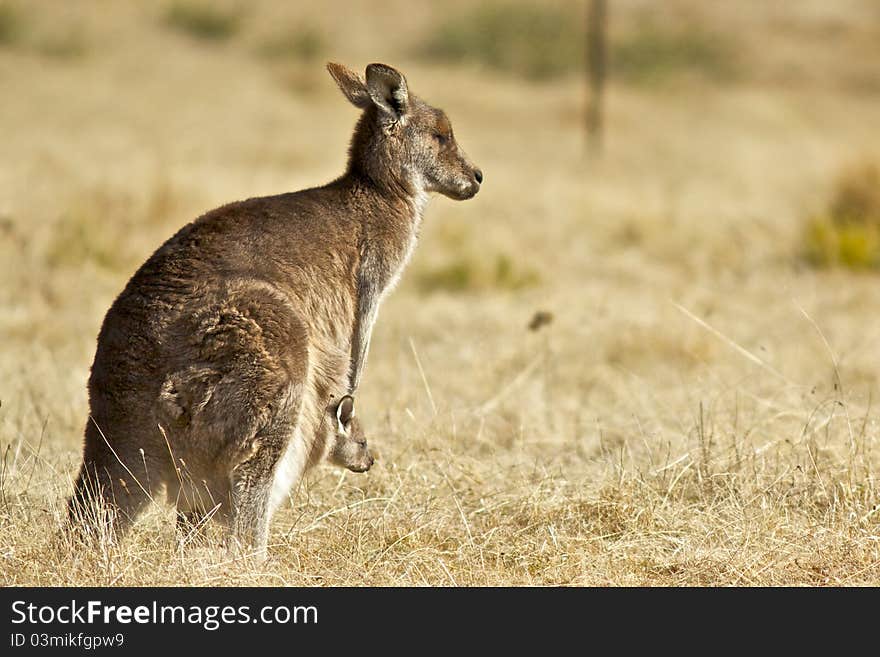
[416,3,582,80]
[163,2,241,42]
[36,29,89,60]
[804,163,880,270]
[0,4,22,46]
[417,253,540,293]
[258,26,324,61]
[417,5,736,84]
[612,22,738,83]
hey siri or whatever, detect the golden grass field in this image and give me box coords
[1,0,879,585]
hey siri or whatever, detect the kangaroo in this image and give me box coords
[325,395,374,474]
[67,61,481,560]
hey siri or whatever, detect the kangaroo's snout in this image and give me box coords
[451,149,482,200]
[346,448,374,473]
[459,172,481,199]
[450,161,482,200]
[355,454,374,472]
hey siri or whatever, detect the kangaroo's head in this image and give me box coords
[327,395,374,473]
[328,62,482,202]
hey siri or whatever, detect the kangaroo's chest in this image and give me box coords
[381,228,419,299]
[370,202,424,300]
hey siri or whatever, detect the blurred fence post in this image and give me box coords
[586,0,607,155]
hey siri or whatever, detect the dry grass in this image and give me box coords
[1,0,879,586]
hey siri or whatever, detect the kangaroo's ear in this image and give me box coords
[327,62,371,109]
[336,395,355,431]
[365,63,409,122]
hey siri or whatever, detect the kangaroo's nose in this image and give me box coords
[474,169,483,184]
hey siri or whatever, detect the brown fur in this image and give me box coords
[67,62,481,560]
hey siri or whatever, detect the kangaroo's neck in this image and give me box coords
[327,170,427,297]
[334,168,427,250]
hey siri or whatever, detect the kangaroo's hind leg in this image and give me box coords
[174,283,311,561]
[227,405,302,561]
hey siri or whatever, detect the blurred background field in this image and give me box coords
[1,0,879,585]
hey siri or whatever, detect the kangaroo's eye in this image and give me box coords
[433,132,448,146]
